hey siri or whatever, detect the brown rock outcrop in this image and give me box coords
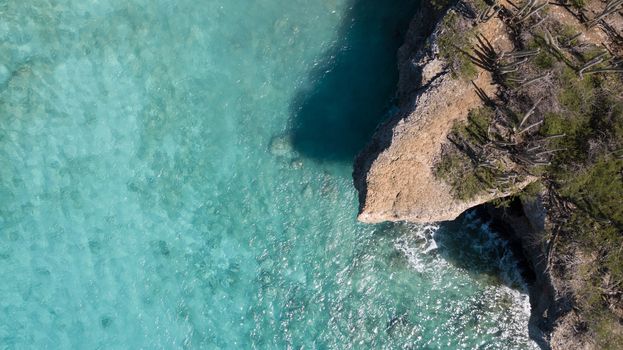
[354,12,532,224]
[354,1,623,348]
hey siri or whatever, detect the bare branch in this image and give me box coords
[587,0,623,28]
[519,97,544,128]
[518,120,544,135]
[518,72,551,88]
[578,51,609,78]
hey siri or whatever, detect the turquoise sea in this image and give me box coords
[0,0,538,348]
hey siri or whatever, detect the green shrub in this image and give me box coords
[453,107,494,144]
[435,108,499,200]
[456,55,478,80]
[593,316,623,350]
[437,12,478,81]
[561,158,623,228]
[534,51,555,69]
[432,5,623,342]
[430,0,452,10]
[519,181,544,202]
[471,0,490,13]
[559,67,596,116]
[434,151,495,200]
[559,157,623,342]
[526,35,563,70]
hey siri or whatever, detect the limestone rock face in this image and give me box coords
[353,14,530,224]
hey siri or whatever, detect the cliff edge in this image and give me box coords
[354,0,623,348]
[354,6,531,223]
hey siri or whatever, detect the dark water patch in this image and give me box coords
[477,203,538,285]
[289,0,419,161]
[380,211,530,292]
[100,315,114,329]
[434,210,529,292]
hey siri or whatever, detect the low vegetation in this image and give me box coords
[437,12,479,80]
[432,0,623,346]
[435,107,504,200]
[434,147,496,200]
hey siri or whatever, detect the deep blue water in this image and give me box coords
[0,0,537,348]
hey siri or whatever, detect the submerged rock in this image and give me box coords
[269,134,295,158]
[289,158,303,170]
[0,64,10,87]
[301,183,313,199]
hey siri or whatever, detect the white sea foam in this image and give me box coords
[393,216,538,349]
[394,223,440,273]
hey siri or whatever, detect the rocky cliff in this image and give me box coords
[354,1,623,348]
[353,5,532,224]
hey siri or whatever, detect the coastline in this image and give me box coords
[353,2,535,224]
[353,3,559,346]
[354,1,623,348]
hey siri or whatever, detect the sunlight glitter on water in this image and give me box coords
[0,0,536,348]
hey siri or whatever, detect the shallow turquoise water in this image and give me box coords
[0,0,538,348]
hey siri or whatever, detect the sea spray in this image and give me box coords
[393,212,536,348]
[394,223,440,273]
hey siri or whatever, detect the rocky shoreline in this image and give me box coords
[353,3,559,347]
[354,1,623,348]
[353,3,534,224]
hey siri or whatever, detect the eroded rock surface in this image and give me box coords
[354,14,531,224]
